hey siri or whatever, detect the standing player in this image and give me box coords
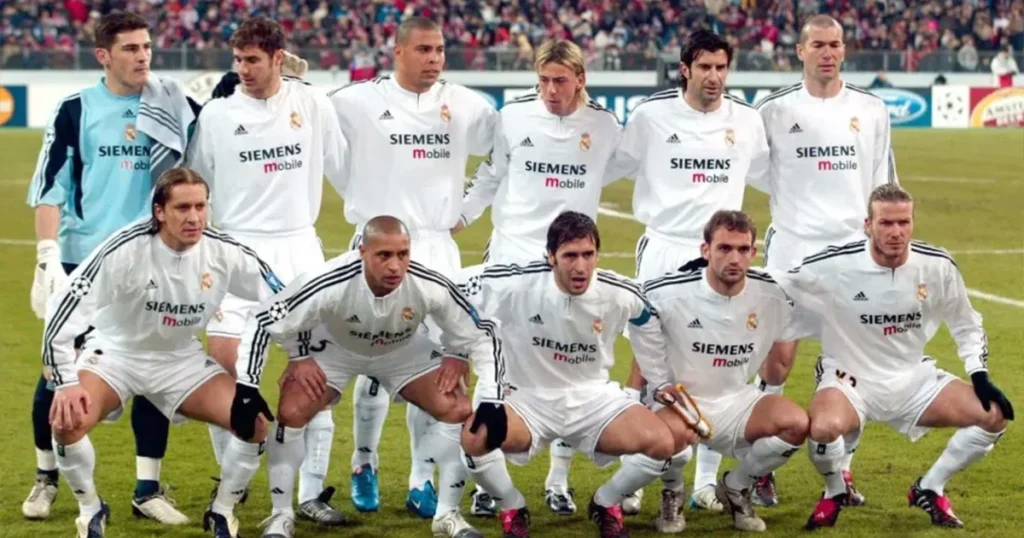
[608,29,770,513]
[42,168,281,538]
[24,12,197,525]
[642,210,809,533]
[771,184,1012,529]
[237,215,501,538]
[185,16,349,529]
[749,13,899,506]
[458,211,697,538]
[327,16,497,523]
[459,38,623,515]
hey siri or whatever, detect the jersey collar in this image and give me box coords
[677,87,728,118]
[236,79,289,108]
[699,267,747,301]
[153,232,200,261]
[385,75,443,104]
[799,79,848,101]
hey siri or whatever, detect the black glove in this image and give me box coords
[231,383,275,440]
[678,256,709,272]
[971,371,1014,420]
[211,72,241,99]
[469,400,508,450]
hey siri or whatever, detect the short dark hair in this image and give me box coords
[546,211,601,255]
[679,29,733,89]
[397,16,441,44]
[94,12,149,50]
[229,17,286,57]
[867,184,914,219]
[151,168,209,229]
[703,210,756,245]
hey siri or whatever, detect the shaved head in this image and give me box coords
[799,15,842,44]
[363,215,409,244]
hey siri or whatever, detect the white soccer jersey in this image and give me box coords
[770,239,988,381]
[460,93,623,250]
[239,250,504,398]
[42,220,283,388]
[328,76,497,231]
[186,79,348,235]
[757,81,898,242]
[457,262,670,390]
[609,88,769,242]
[642,265,799,399]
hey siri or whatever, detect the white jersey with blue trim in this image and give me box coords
[41,219,284,388]
[457,261,671,391]
[241,249,505,398]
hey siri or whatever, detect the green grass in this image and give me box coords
[0,128,1022,537]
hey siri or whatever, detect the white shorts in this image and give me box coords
[635,230,703,282]
[482,231,546,266]
[814,356,957,442]
[503,383,640,468]
[207,228,325,338]
[693,386,768,459]
[313,333,445,406]
[77,342,226,424]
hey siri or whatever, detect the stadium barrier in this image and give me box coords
[1,71,1021,129]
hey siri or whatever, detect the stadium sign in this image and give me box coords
[869,88,931,127]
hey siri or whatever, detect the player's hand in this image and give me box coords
[450,220,465,235]
[971,371,1015,421]
[437,356,469,394]
[281,358,327,403]
[231,384,275,441]
[50,384,90,433]
[31,240,66,319]
[211,72,240,99]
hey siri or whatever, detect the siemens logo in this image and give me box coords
[692,342,754,355]
[531,337,598,354]
[390,134,451,145]
[146,301,206,315]
[712,357,751,368]
[351,327,415,347]
[240,144,302,162]
[99,145,150,157]
[796,146,856,158]
[860,312,922,325]
[669,158,731,170]
[162,315,203,327]
[545,177,586,189]
[263,160,303,173]
[526,161,588,175]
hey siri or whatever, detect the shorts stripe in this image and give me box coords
[763,226,776,267]
[634,235,649,277]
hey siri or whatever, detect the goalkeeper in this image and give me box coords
[640,210,810,533]
[457,211,697,538]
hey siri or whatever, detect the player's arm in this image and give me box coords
[602,109,643,183]
[460,113,509,228]
[625,285,672,390]
[225,237,287,304]
[767,255,833,315]
[759,289,802,386]
[745,112,772,194]
[184,108,216,184]
[872,100,898,186]
[315,92,351,196]
[754,98,778,196]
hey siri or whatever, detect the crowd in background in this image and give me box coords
[3,0,1023,73]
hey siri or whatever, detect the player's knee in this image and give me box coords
[460,417,489,457]
[277,400,311,428]
[979,406,1008,433]
[808,415,846,443]
[438,397,472,424]
[51,423,87,445]
[645,432,676,461]
[779,410,811,445]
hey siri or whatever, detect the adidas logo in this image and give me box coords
[122,109,136,119]
[379,110,394,120]
[346,314,361,323]
[234,125,248,135]
[357,447,372,453]
[271,487,285,495]
[145,279,158,291]
[529,314,544,324]
[430,350,443,360]
[520,137,534,147]
[789,123,803,134]
[204,359,216,368]
[853,291,868,301]
[688,318,703,329]
[666,133,681,143]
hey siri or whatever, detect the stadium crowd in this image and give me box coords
[3,1,1024,72]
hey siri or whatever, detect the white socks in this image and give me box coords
[208,423,233,465]
[299,409,334,503]
[351,375,389,471]
[136,456,161,483]
[595,453,668,507]
[545,439,573,491]
[408,404,438,489]
[840,424,862,472]
[434,422,468,519]
[54,436,102,518]
[725,436,801,491]
[268,424,305,515]
[809,438,846,498]
[212,436,264,518]
[661,447,693,493]
[464,449,526,510]
[692,443,722,490]
[36,448,57,473]
[920,426,1003,495]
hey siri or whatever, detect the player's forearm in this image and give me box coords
[35,204,61,241]
[761,341,797,385]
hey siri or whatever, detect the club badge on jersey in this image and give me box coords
[440,104,451,123]
[580,132,591,151]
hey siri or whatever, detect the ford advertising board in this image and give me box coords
[868,88,931,127]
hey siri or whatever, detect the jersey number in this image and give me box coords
[835,369,858,388]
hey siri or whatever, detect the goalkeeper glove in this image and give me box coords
[281,51,309,79]
[211,72,240,100]
[31,239,66,319]
[231,383,274,440]
[971,371,1014,421]
[469,399,507,451]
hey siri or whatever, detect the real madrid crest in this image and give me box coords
[580,132,592,151]
[86,354,100,365]
[917,284,928,301]
[849,116,860,133]
[592,318,603,334]
[402,307,416,322]
[290,111,302,130]
[724,128,735,147]
[125,124,137,141]
[440,104,451,122]
[746,312,758,331]
[201,272,213,291]
[213,309,224,322]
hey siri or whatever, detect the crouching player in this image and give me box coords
[641,210,809,532]
[236,215,501,538]
[771,184,1013,530]
[43,169,282,538]
[458,211,698,538]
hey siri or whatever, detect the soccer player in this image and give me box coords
[458,38,623,515]
[642,210,809,532]
[750,14,899,506]
[458,211,697,538]
[43,168,282,538]
[236,215,501,538]
[186,17,349,528]
[327,16,497,521]
[609,28,770,513]
[24,12,198,524]
[771,184,1012,530]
